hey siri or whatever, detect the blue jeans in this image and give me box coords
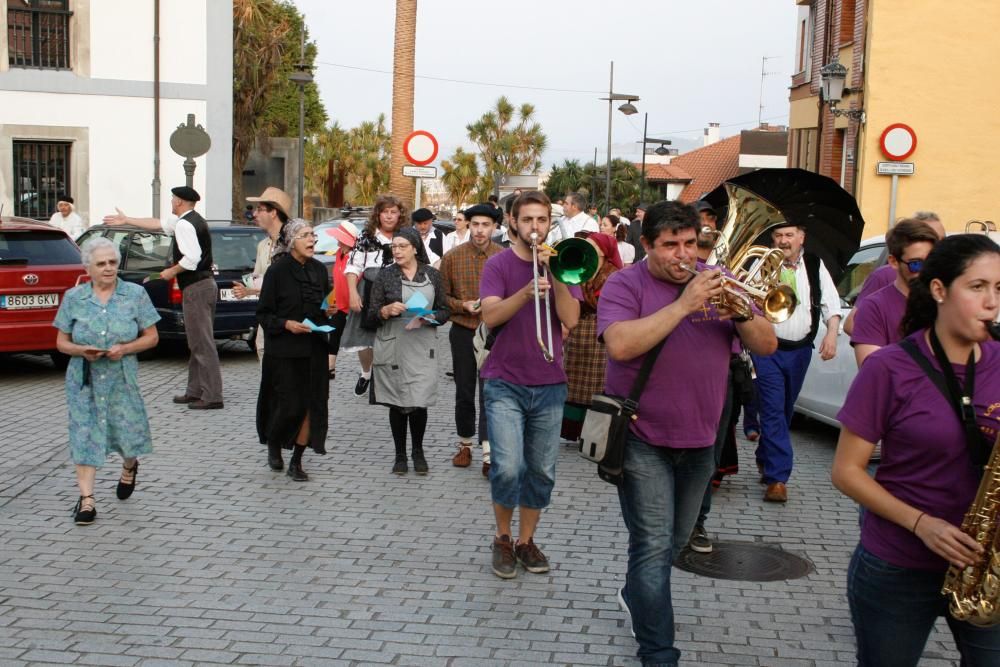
[697,369,735,526]
[484,379,566,509]
[617,433,715,666]
[848,545,1000,666]
[751,346,812,484]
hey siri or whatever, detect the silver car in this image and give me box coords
[793,236,887,427]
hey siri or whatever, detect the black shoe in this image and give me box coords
[353,374,370,396]
[492,535,517,579]
[73,495,96,525]
[412,450,428,475]
[688,523,713,553]
[286,460,308,482]
[267,444,284,471]
[116,460,138,500]
[392,458,407,475]
[188,400,224,410]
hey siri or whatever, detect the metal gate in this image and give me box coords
[13,141,71,220]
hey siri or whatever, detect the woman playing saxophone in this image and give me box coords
[831,234,1000,666]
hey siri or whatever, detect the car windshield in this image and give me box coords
[0,231,80,265]
[212,231,260,272]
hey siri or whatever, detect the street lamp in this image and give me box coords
[289,32,314,219]
[820,59,865,122]
[600,61,639,213]
[636,112,672,204]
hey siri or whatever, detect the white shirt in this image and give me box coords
[617,241,636,265]
[773,252,842,342]
[49,211,85,240]
[547,211,599,244]
[345,230,392,277]
[159,210,202,271]
[420,230,441,267]
[443,229,470,255]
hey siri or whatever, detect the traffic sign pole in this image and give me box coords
[888,174,899,230]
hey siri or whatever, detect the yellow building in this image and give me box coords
[787,0,1000,234]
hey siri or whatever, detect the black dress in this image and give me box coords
[256,254,332,454]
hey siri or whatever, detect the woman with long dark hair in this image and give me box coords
[256,220,332,482]
[341,195,409,396]
[365,227,449,475]
[832,234,1000,665]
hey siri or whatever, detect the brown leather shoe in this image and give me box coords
[172,394,199,404]
[188,400,224,410]
[452,445,472,468]
[764,482,788,503]
[482,461,491,478]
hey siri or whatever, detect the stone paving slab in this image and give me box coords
[0,333,962,666]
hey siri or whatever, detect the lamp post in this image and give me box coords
[289,32,314,219]
[599,61,639,214]
[636,112,672,204]
[820,59,865,122]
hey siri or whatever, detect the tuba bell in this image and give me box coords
[689,183,800,324]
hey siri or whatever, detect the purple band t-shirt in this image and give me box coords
[479,248,569,386]
[837,331,1000,571]
[855,263,895,303]
[596,261,738,448]
[850,283,907,347]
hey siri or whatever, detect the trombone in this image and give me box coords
[528,233,603,362]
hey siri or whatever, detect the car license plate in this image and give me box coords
[0,293,59,309]
[220,288,256,302]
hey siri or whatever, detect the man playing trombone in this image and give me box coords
[598,200,776,665]
[479,191,580,580]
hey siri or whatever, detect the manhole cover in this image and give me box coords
[675,542,813,581]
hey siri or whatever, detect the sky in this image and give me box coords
[292,0,800,171]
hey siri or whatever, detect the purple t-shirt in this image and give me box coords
[479,248,571,386]
[850,283,907,347]
[855,263,896,303]
[837,332,1000,571]
[596,261,738,448]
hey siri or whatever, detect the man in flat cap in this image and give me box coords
[104,186,224,409]
[49,194,86,239]
[411,208,444,268]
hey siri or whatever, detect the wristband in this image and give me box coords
[912,512,926,533]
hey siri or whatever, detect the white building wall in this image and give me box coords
[738,154,788,170]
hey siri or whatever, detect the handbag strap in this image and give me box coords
[899,334,986,466]
[622,337,666,416]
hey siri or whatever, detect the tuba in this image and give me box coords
[942,323,1000,626]
[684,183,798,323]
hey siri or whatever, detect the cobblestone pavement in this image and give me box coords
[0,331,962,666]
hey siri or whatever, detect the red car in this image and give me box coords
[0,216,85,368]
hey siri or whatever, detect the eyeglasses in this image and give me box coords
[254,205,272,213]
[390,243,412,250]
[902,258,925,273]
[294,232,317,240]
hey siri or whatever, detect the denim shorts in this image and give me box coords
[484,378,566,509]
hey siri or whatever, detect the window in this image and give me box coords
[0,230,81,266]
[125,233,173,273]
[13,140,71,220]
[211,231,262,272]
[8,0,72,69]
[837,243,886,306]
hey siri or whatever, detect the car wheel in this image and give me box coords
[50,352,70,370]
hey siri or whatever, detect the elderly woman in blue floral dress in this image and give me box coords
[53,237,160,525]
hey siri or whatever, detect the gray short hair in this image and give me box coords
[913,210,940,223]
[565,192,587,211]
[80,236,121,268]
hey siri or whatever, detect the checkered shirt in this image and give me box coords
[439,240,504,330]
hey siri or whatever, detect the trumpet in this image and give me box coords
[679,260,797,323]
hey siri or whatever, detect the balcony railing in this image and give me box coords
[8,7,72,69]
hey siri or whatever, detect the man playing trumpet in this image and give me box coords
[597,200,776,665]
[479,191,580,580]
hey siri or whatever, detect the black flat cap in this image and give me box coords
[411,208,435,223]
[693,200,716,214]
[171,186,201,203]
[463,204,502,225]
[57,194,74,204]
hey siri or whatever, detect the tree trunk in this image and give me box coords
[389,0,416,205]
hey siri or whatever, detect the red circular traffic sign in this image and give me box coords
[879,123,917,161]
[402,130,439,166]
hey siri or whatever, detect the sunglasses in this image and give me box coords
[902,258,925,273]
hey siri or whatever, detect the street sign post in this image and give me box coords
[877,124,918,228]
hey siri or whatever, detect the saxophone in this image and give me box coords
[941,323,1000,626]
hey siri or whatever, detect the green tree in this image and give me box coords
[232,0,326,217]
[305,122,350,207]
[466,97,546,196]
[543,159,587,201]
[440,148,480,210]
[346,114,392,206]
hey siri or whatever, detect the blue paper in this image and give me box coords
[302,318,335,333]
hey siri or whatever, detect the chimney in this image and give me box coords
[703,122,720,147]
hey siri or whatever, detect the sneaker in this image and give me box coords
[688,523,713,553]
[616,587,635,638]
[354,374,371,396]
[492,535,517,579]
[514,538,550,574]
[452,445,472,467]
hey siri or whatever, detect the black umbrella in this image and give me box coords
[702,168,865,284]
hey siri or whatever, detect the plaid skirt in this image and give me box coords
[564,313,607,405]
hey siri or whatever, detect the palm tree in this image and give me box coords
[305,122,350,206]
[440,148,480,210]
[388,0,417,203]
[467,97,547,196]
[348,114,391,205]
[543,159,586,201]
